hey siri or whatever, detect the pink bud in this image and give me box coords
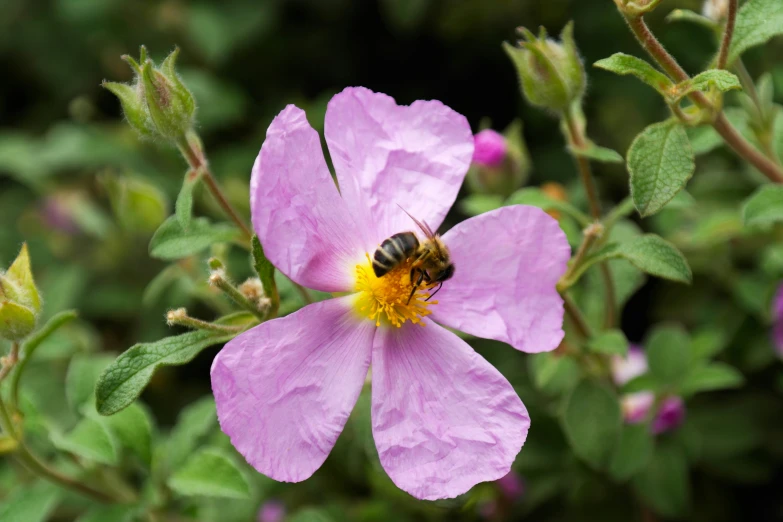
[472,129,507,167]
[258,500,285,522]
[652,396,686,434]
[496,469,525,500]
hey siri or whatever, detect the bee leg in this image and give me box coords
[407,270,426,305]
[425,282,443,301]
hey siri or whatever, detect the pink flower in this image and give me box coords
[472,129,507,167]
[772,283,783,356]
[211,87,570,500]
[611,345,685,433]
[257,500,285,522]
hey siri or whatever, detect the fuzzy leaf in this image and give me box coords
[168,447,251,499]
[51,417,119,465]
[609,423,655,481]
[588,330,629,356]
[679,363,744,397]
[742,185,783,227]
[95,326,241,416]
[3,243,41,312]
[569,143,624,163]
[149,215,240,260]
[673,70,741,100]
[594,53,673,94]
[728,0,783,66]
[646,325,691,385]
[175,169,202,230]
[101,403,154,465]
[632,444,691,517]
[0,300,36,341]
[66,354,115,412]
[167,396,218,469]
[0,482,60,522]
[628,120,695,217]
[583,235,692,284]
[562,380,622,469]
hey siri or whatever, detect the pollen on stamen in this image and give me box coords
[352,254,438,327]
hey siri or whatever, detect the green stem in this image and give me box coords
[209,272,266,320]
[293,283,314,305]
[562,293,593,339]
[11,311,77,409]
[0,342,19,382]
[558,224,603,292]
[176,134,253,240]
[166,309,246,334]
[716,0,737,70]
[621,13,783,183]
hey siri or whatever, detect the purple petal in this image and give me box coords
[652,396,685,434]
[211,297,374,482]
[472,129,507,167]
[621,391,655,424]
[324,87,473,243]
[431,205,570,353]
[257,501,286,522]
[251,105,372,292]
[371,320,529,500]
[611,345,648,386]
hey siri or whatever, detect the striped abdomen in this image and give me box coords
[372,232,419,277]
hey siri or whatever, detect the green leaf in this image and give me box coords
[594,53,673,95]
[51,416,119,465]
[561,380,622,469]
[506,187,591,226]
[582,235,692,285]
[587,329,629,356]
[101,403,154,465]
[632,444,691,517]
[646,325,691,385]
[149,216,240,261]
[75,506,137,522]
[569,143,624,163]
[609,423,655,481]
[529,352,580,395]
[167,396,218,469]
[459,194,505,216]
[623,373,659,394]
[175,169,202,229]
[95,328,237,416]
[742,185,783,227]
[728,0,783,66]
[288,509,337,522]
[168,447,251,499]
[66,354,115,412]
[0,300,36,341]
[666,8,718,28]
[628,120,695,217]
[679,363,744,397]
[0,482,60,522]
[673,70,741,101]
[3,243,41,312]
[251,236,278,313]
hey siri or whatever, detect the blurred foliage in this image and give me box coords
[1,0,783,521]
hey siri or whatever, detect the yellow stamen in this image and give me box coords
[353,255,437,327]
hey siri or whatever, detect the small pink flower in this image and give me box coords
[772,283,783,356]
[611,345,685,433]
[257,500,285,522]
[472,129,507,167]
[211,87,570,500]
[496,469,526,500]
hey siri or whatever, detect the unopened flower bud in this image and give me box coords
[102,46,196,141]
[0,244,41,341]
[467,122,531,197]
[503,22,585,113]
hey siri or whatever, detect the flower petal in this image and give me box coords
[371,320,529,500]
[251,105,371,292]
[431,205,570,353]
[324,87,473,242]
[211,297,374,482]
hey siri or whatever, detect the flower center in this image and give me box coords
[353,255,437,327]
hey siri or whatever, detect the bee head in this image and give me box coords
[433,264,455,283]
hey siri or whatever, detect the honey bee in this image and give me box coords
[372,208,455,304]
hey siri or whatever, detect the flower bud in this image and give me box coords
[102,46,196,141]
[257,500,285,522]
[503,22,585,113]
[467,121,531,197]
[772,283,783,357]
[0,244,41,341]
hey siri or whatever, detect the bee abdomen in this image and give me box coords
[372,232,419,277]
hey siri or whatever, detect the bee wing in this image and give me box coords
[397,204,436,239]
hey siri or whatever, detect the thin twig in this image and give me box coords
[176,136,253,240]
[716,0,737,70]
[562,293,592,339]
[622,14,783,183]
[0,342,19,382]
